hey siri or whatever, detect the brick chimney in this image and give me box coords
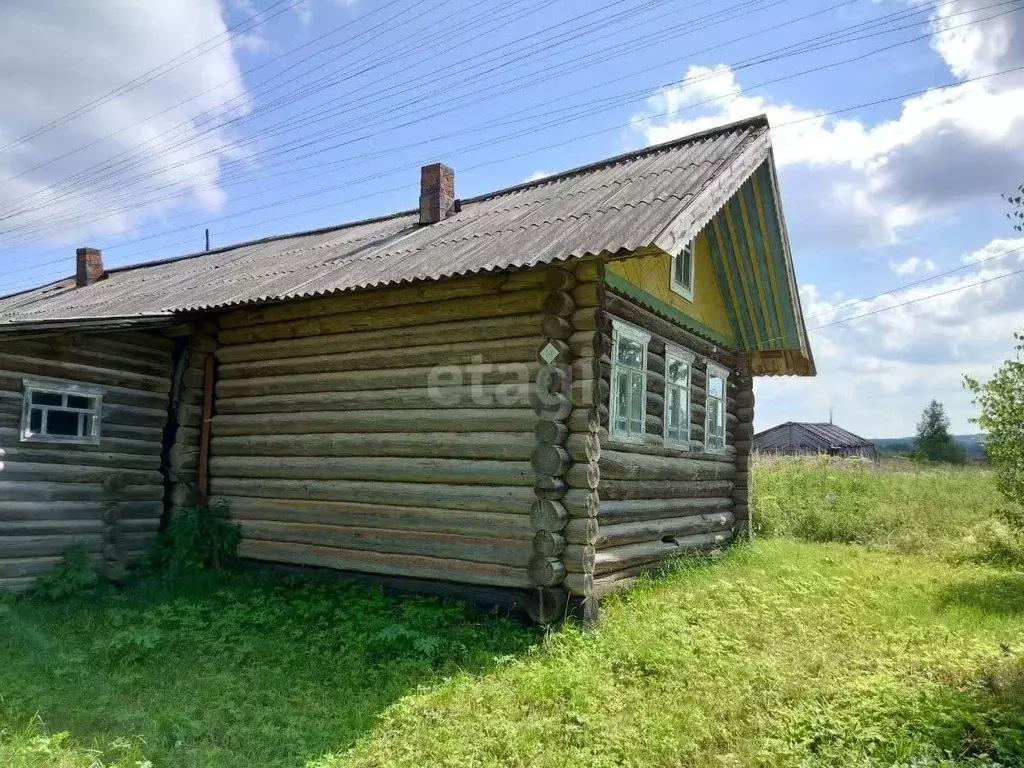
[419,163,455,225]
[76,247,104,287]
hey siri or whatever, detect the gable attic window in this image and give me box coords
[670,238,695,301]
[704,363,729,453]
[21,379,102,445]
[610,319,650,441]
[664,345,695,447]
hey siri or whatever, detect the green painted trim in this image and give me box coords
[713,211,756,343]
[739,183,783,346]
[704,227,746,348]
[604,272,737,348]
[725,197,768,347]
[756,164,800,350]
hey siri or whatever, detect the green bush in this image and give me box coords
[142,500,239,576]
[29,546,97,601]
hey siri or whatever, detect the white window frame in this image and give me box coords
[609,319,650,442]
[670,238,695,302]
[663,344,695,448]
[704,362,729,453]
[21,378,103,445]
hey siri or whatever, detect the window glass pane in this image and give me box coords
[47,410,81,436]
[667,359,688,385]
[614,370,631,433]
[82,414,93,435]
[616,338,644,367]
[628,371,644,433]
[31,391,62,406]
[682,247,693,290]
[708,375,724,398]
[29,408,43,432]
[66,395,93,410]
[673,252,684,284]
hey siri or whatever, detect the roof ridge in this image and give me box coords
[462,114,769,205]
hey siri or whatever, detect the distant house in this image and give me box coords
[754,422,876,460]
[0,115,814,621]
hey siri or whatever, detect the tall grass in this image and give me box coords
[752,455,1005,559]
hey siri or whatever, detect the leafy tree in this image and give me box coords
[914,400,966,463]
[965,333,1024,506]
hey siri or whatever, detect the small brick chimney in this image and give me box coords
[76,247,104,287]
[419,163,455,225]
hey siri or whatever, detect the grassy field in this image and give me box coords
[3,458,1024,767]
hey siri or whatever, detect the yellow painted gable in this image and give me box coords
[605,232,737,346]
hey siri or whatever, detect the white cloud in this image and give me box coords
[632,0,1024,248]
[523,170,552,183]
[757,236,1024,436]
[0,1,250,247]
[890,256,936,275]
[960,236,1024,264]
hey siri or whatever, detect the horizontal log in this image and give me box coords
[217,384,537,414]
[210,456,534,486]
[219,270,550,329]
[4,339,171,378]
[0,354,170,394]
[598,450,735,481]
[0,428,163,457]
[211,431,534,460]
[0,519,103,536]
[0,533,103,558]
[0,500,162,521]
[217,364,540,398]
[238,520,532,567]
[211,477,534,513]
[579,511,735,548]
[0,462,160,486]
[0,553,101,579]
[219,288,547,345]
[218,313,541,364]
[0,481,166,503]
[0,576,37,592]
[596,497,733,524]
[588,532,732,575]
[218,337,539,379]
[239,538,532,588]
[218,496,532,538]
[211,409,537,435]
[0,447,160,472]
[0,374,168,412]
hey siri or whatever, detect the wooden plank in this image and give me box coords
[210,431,535,460]
[0,533,103,558]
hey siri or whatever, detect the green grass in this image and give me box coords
[753,455,1006,559]
[3,459,1024,767]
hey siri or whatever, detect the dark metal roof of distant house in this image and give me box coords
[754,422,875,449]
[0,114,809,365]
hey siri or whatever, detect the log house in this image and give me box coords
[0,116,814,621]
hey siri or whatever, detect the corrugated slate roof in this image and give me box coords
[755,422,874,449]
[0,116,777,329]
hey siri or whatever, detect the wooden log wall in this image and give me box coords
[563,286,748,599]
[0,331,172,590]
[210,270,561,595]
[166,323,217,509]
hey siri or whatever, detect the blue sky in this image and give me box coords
[1,0,1023,436]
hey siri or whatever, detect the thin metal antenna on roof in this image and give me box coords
[205,228,210,252]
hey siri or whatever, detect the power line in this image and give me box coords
[2,36,1021,292]
[0,0,982,244]
[0,0,309,156]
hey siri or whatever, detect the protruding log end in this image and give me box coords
[530,499,569,532]
[528,555,567,587]
[528,586,568,624]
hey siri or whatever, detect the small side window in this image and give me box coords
[21,379,102,445]
[670,239,695,302]
[610,320,650,441]
[704,363,729,453]
[664,345,695,447]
